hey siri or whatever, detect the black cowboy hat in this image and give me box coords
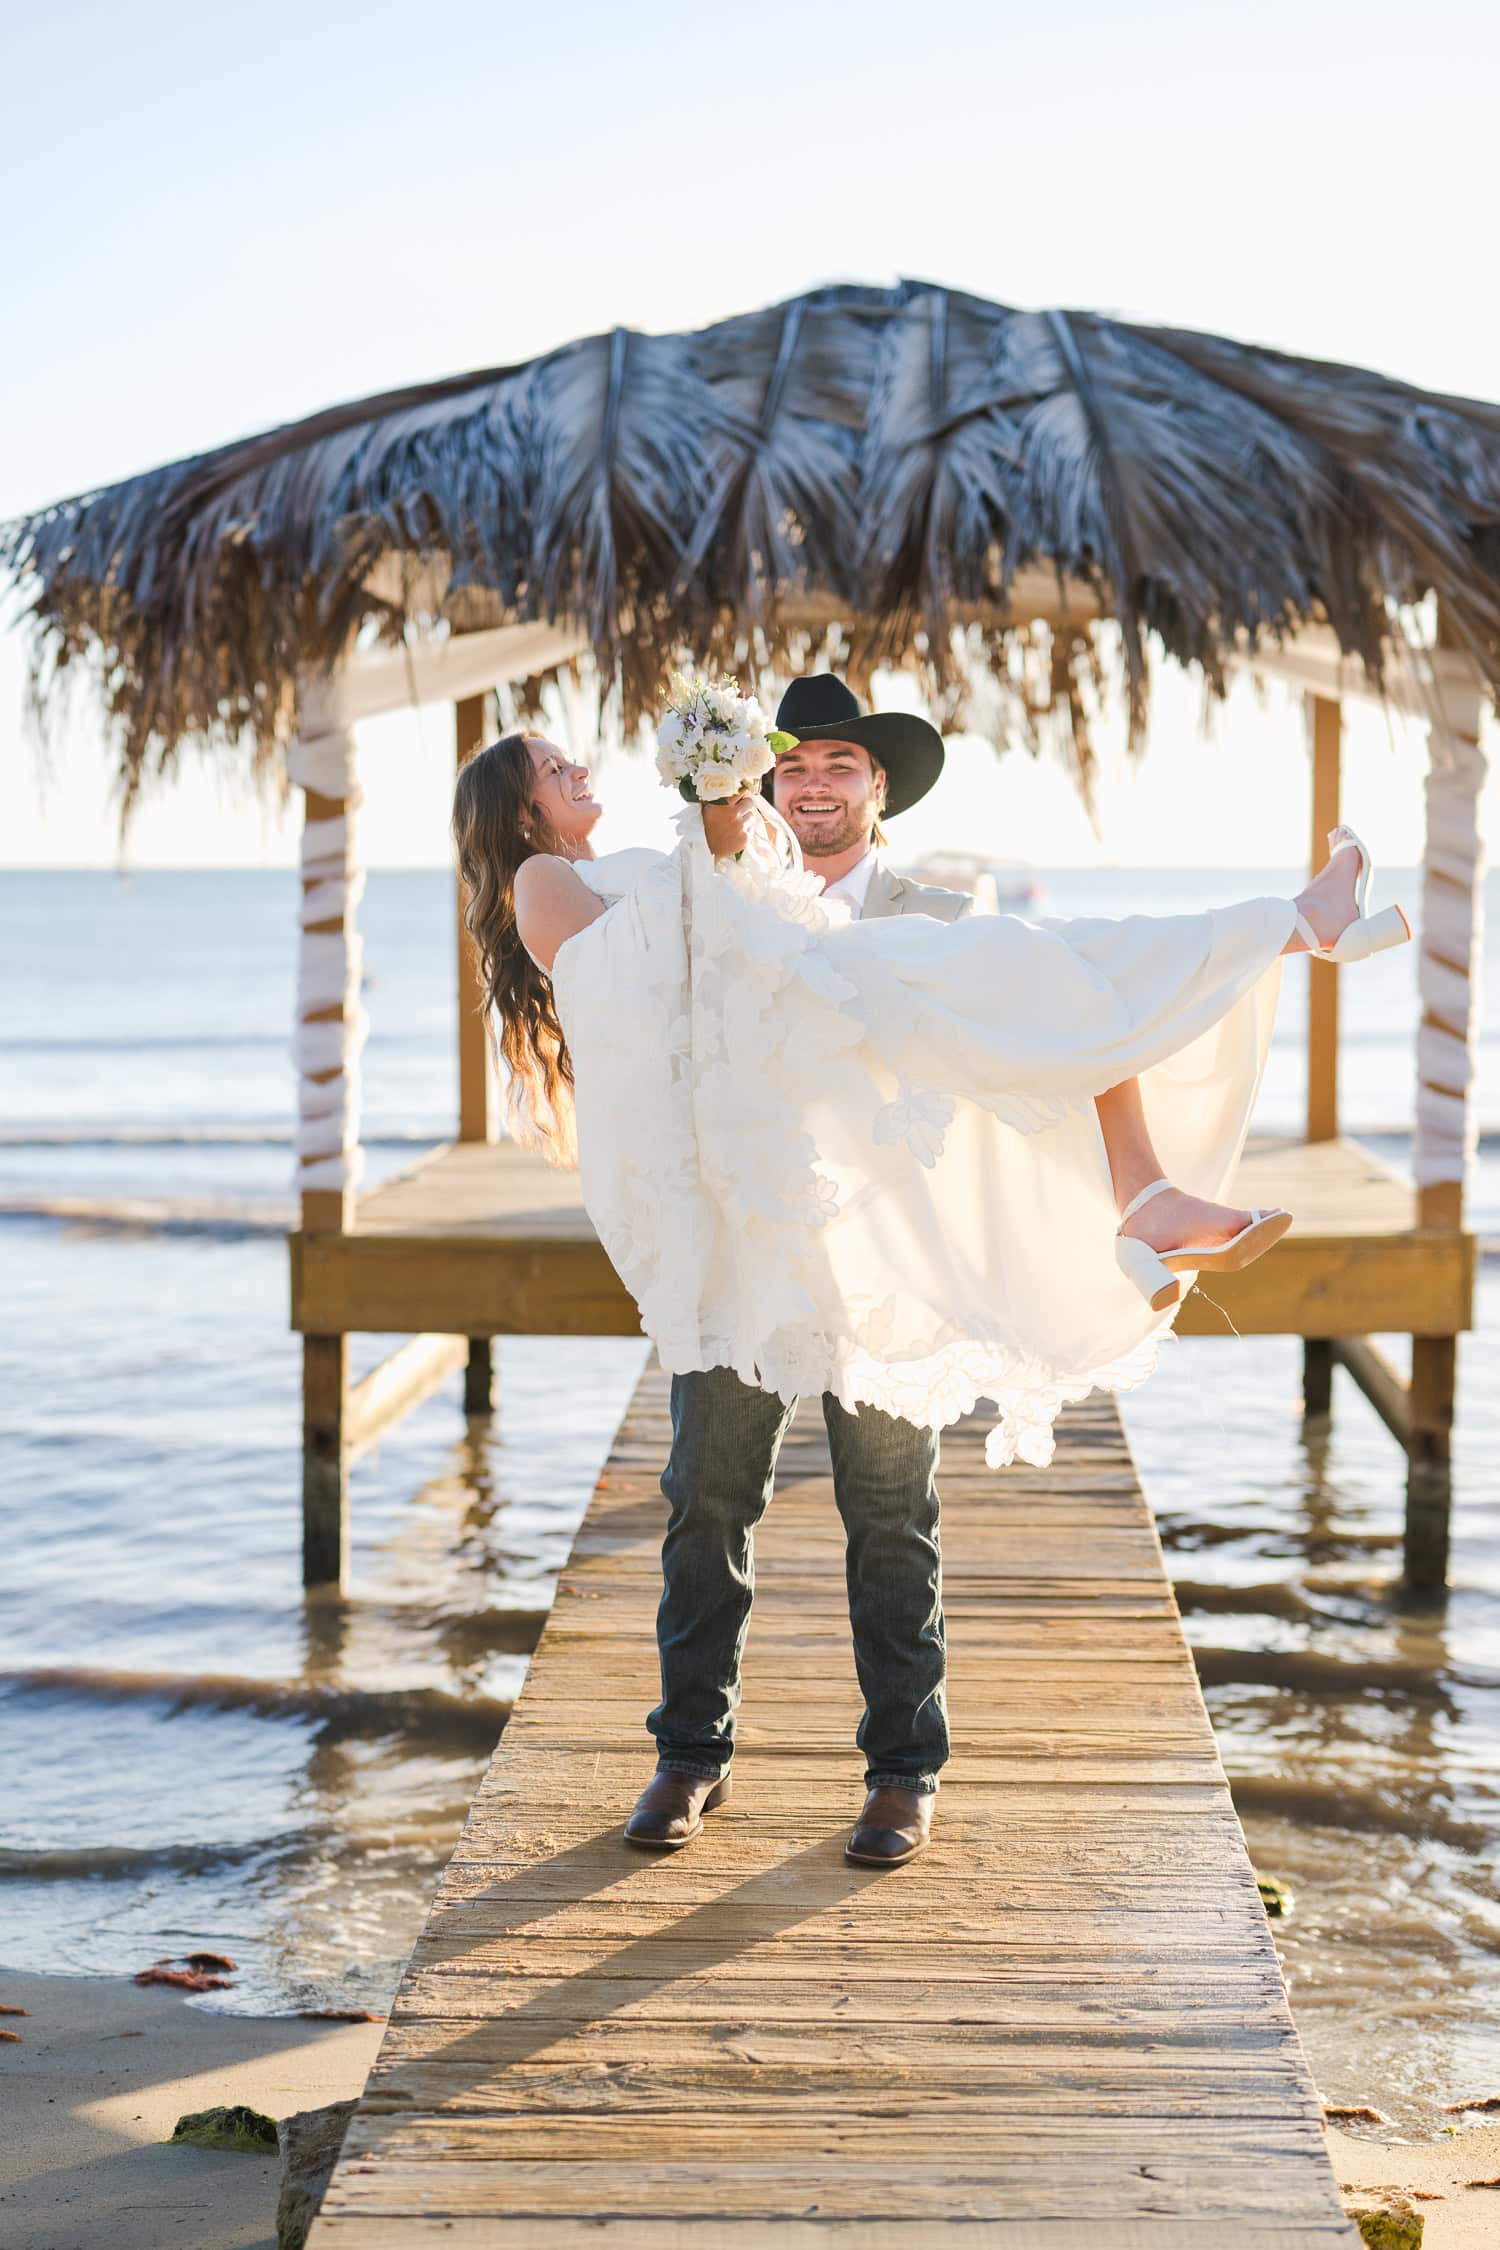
[761,675,944,819]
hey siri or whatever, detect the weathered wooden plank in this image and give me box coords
[369,2020,1302,2069]
[318,2152,1345,2223]
[307,1362,1354,2246]
[375,1972,1294,2032]
[310,2219,1351,2249]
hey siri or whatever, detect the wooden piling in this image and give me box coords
[302,1332,350,1590]
[455,694,496,1419]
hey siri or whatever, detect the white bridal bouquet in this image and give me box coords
[654,670,797,804]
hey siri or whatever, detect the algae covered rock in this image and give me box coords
[170,2102,278,2154]
[1255,1871,1294,1917]
[1351,2208,1423,2248]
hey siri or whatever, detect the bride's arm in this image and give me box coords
[701,792,781,862]
[513,856,607,973]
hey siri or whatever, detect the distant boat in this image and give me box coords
[892,850,1046,916]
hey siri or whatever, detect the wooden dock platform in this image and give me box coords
[293,1129,1472,1344]
[308,1362,1356,2246]
[291,1125,1473,1586]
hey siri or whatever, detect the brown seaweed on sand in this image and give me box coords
[132,1950,239,1991]
[133,1968,232,1992]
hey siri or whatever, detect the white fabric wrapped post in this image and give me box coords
[290,703,366,1590]
[1414,674,1488,1203]
[289,719,368,1217]
[1405,661,1487,1575]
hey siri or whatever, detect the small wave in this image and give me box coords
[1193,1646,1500,1702]
[0,1034,292,1054]
[0,1128,443,1148]
[0,1836,297,1881]
[1228,1773,1495,1852]
[1175,1581,1335,1623]
[1,1667,511,1748]
[1162,1516,1404,1556]
[0,1195,294,1238]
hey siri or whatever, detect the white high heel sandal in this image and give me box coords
[1293,826,1411,963]
[1115,1179,1294,1312]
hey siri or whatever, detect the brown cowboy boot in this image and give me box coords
[623,1769,733,1851]
[845,1784,934,1867]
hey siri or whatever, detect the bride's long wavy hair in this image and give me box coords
[452,734,577,1167]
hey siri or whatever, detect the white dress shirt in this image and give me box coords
[819,844,879,918]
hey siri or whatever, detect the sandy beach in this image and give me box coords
[0,1967,383,2250]
[5,1961,1500,2247]
[1325,2120,1500,2247]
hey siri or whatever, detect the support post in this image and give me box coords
[1301,697,1341,1421]
[1302,1340,1333,1418]
[464,1339,495,1416]
[291,709,368,1590]
[302,1334,350,1588]
[455,693,495,1413]
[1406,625,1487,1587]
[1306,694,1342,1144]
[347,1334,469,1459]
[455,693,493,1146]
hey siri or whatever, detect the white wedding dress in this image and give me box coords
[544,805,1296,1469]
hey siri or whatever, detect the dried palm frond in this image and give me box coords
[681,288,876,663]
[859,284,1019,681]
[516,326,733,723]
[4,282,1498,825]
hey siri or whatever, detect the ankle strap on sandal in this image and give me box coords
[1119,1176,1172,1225]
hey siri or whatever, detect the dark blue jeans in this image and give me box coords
[649,1366,948,1792]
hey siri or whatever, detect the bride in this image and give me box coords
[452,704,1407,1474]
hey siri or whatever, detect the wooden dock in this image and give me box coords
[294,1130,1471,1344]
[307,1362,1356,2246]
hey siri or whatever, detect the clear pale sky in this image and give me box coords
[3,0,1495,868]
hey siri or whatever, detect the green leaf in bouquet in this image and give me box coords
[768,731,799,755]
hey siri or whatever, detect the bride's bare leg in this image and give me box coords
[1096,854,1358,1247]
[1283,840,1361,954]
[1095,1078,1255,1251]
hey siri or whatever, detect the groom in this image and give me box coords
[625,675,973,1867]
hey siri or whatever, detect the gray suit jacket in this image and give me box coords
[860,860,975,924]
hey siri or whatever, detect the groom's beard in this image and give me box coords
[784,806,873,861]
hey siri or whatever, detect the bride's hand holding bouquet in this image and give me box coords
[655,672,797,864]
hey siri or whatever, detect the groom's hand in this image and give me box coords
[701,790,762,862]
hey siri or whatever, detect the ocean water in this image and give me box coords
[2,866,1497,2126]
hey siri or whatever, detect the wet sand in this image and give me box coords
[0,1967,383,2250]
[1327,2120,1500,2246]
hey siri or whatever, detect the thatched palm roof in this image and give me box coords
[6,278,1500,804]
